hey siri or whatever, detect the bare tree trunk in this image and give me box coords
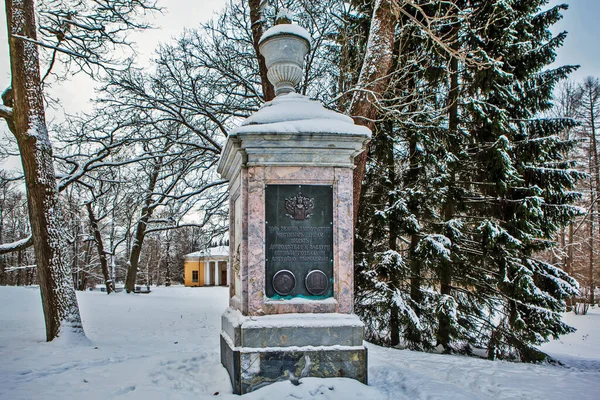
[79,235,93,290]
[0,257,5,285]
[554,227,565,266]
[589,213,595,304]
[565,223,574,307]
[579,77,600,304]
[16,249,23,286]
[439,15,460,350]
[567,223,574,276]
[125,163,160,293]
[248,0,275,102]
[71,215,80,290]
[86,203,113,294]
[5,0,84,341]
[407,233,423,345]
[403,72,423,346]
[588,149,595,305]
[348,0,396,225]
[589,88,598,306]
[27,265,35,285]
[0,198,5,285]
[125,212,149,292]
[156,239,169,286]
[109,207,117,284]
[383,120,400,346]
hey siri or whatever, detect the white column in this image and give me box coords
[204,259,210,286]
[214,261,220,286]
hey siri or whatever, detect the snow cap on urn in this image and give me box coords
[258,10,311,97]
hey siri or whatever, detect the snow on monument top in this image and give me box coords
[235,18,370,137]
[234,93,371,137]
[259,9,312,47]
[259,23,312,47]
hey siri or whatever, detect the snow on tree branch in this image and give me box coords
[0,104,13,120]
[4,264,37,272]
[0,235,33,255]
[11,33,91,59]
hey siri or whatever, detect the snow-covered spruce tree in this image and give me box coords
[0,0,158,341]
[354,0,581,361]
[455,0,582,361]
[354,2,458,350]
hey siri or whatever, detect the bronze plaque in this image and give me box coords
[265,185,333,298]
[305,270,329,296]
[272,270,296,296]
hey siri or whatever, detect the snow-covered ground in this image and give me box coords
[1,286,598,399]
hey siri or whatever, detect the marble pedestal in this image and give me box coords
[220,308,367,394]
[217,93,371,394]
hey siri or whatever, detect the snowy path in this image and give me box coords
[1,286,599,399]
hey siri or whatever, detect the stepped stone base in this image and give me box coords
[220,308,368,394]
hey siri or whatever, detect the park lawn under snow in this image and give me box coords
[0,286,599,399]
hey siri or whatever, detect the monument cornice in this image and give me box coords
[218,129,369,181]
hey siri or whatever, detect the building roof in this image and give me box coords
[184,246,229,259]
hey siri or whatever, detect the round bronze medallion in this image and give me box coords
[305,270,329,296]
[272,270,296,296]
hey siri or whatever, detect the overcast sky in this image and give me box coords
[0,0,598,165]
[549,0,600,81]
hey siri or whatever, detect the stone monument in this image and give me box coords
[217,16,371,395]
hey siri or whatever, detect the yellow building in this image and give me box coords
[183,246,229,287]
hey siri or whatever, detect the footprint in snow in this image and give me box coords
[112,385,136,396]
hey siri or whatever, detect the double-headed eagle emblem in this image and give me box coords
[285,192,314,220]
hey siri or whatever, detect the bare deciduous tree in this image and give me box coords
[1,0,159,341]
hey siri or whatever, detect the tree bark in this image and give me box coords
[71,209,80,290]
[348,0,396,225]
[438,15,460,351]
[109,209,117,284]
[0,198,5,284]
[125,163,160,293]
[16,249,23,286]
[6,0,85,341]
[589,207,595,305]
[248,0,275,102]
[589,85,598,305]
[579,78,600,305]
[566,222,574,307]
[407,233,423,345]
[566,223,573,275]
[384,120,400,346]
[86,203,113,294]
[588,145,595,305]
